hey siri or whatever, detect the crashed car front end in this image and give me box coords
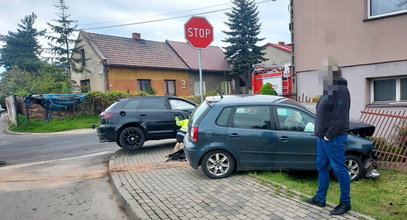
[362,151,380,178]
[348,121,380,178]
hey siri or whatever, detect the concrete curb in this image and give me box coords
[108,152,149,220]
[5,128,96,135]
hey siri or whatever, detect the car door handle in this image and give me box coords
[229,133,239,138]
[279,136,289,142]
[139,114,147,116]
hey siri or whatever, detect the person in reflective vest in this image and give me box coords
[174,116,189,152]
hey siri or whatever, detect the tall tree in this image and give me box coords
[0,13,45,72]
[47,0,82,78]
[223,0,267,92]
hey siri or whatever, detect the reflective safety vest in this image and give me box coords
[175,116,189,133]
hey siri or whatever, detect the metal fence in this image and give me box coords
[283,93,314,103]
[359,108,407,171]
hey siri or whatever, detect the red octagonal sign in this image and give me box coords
[185,16,213,49]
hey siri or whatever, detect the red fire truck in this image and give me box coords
[251,65,293,95]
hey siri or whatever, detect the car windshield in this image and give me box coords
[278,99,313,113]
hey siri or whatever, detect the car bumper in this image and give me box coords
[183,138,201,169]
[97,125,117,142]
[363,152,380,178]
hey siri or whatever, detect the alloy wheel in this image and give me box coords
[206,153,230,176]
[346,158,360,180]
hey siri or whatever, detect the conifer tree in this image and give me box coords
[47,0,83,78]
[223,0,267,92]
[0,13,45,72]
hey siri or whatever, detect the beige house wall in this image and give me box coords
[294,0,407,71]
[71,33,108,92]
[261,46,291,67]
[108,67,189,96]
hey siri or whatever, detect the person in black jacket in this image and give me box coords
[307,67,352,215]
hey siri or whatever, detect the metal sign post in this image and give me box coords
[184,16,213,103]
[198,49,203,102]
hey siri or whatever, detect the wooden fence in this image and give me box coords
[359,108,407,171]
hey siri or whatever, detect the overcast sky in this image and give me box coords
[0,0,291,48]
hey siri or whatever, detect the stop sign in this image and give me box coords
[185,16,213,49]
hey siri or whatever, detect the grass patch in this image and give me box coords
[9,114,99,133]
[250,169,407,220]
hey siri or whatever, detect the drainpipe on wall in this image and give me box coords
[289,0,297,96]
[102,60,110,92]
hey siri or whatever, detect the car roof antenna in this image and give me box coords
[216,89,224,99]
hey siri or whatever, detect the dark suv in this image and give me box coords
[184,95,379,180]
[97,96,196,150]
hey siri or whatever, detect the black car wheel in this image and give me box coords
[119,127,145,151]
[345,154,364,181]
[201,150,235,179]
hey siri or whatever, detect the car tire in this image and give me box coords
[119,127,145,151]
[331,154,364,181]
[345,154,364,181]
[201,150,235,179]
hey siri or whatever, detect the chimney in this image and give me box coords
[132,33,141,40]
[278,41,285,45]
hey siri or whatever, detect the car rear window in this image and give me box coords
[216,107,233,127]
[105,101,120,111]
[190,102,211,126]
[123,100,140,109]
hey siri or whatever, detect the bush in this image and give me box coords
[260,83,277,95]
[204,90,218,97]
[181,96,201,104]
[82,91,133,114]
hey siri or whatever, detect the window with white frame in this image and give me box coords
[193,81,206,96]
[368,0,407,18]
[371,77,407,103]
[219,81,231,95]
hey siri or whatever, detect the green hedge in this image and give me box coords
[82,90,151,114]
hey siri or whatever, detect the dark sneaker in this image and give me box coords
[306,196,326,207]
[330,203,351,215]
[0,160,6,166]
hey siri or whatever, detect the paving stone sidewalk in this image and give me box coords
[108,144,374,220]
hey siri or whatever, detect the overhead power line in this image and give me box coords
[81,0,274,31]
[79,2,232,27]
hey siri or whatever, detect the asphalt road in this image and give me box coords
[0,114,177,219]
[0,114,117,166]
[0,151,128,220]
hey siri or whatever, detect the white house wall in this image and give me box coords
[71,35,108,92]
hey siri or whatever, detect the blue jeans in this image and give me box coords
[316,135,350,205]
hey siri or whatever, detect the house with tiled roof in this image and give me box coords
[261,42,292,68]
[167,40,237,95]
[72,31,190,96]
[71,31,238,96]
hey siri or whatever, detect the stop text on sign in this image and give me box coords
[184,16,213,49]
[187,28,211,38]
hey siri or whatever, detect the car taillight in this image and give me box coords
[190,126,199,143]
[101,112,113,119]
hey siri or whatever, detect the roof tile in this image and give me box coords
[83,32,189,70]
[167,40,231,72]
